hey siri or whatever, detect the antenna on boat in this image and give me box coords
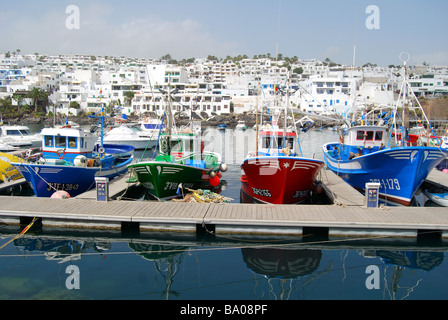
[352,0,360,70]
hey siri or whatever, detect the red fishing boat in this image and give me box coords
[240,107,324,204]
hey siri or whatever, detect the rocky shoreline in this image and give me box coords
[2,112,269,128]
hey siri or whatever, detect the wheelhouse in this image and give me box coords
[344,125,387,149]
[258,130,298,156]
[41,127,98,163]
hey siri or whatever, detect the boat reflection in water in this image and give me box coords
[242,247,323,300]
[2,230,447,300]
[128,242,188,300]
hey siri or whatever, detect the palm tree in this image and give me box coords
[12,92,24,113]
[28,87,48,113]
[123,91,135,107]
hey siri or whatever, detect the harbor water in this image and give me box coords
[0,126,447,301]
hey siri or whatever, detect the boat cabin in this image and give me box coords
[41,127,98,163]
[342,125,387,157]
[258,130,298,156]
[0,125,34,138]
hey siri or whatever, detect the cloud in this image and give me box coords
[0,4,237,59]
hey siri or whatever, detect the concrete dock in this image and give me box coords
[0,168,447,238]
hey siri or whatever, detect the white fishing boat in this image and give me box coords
[102,124,157,150]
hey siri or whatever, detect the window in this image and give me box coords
[55,136,66,148]
[375,131,383,141]
[356,131,364,140]
[365,131,374,140]
[6,130,21,136]
[262,137,271,148]
[68,137,77,148]
[45,136,54,147]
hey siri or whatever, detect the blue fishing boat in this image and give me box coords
[323,125,447,205]
[12,109,134,197]
[323,60,448,206]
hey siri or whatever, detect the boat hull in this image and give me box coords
[424,190,448,207]
[0,152,25,182]
[12,157,132,197]
[102,139,155,150]
[240,156,324,204]
[129,161,217,200]
[323,143,448,206]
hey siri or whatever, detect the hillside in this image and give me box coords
[420,98,448,120]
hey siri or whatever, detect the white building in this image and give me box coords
[409,75,448,97]
[299,75,360,115]
[132,89,232,118]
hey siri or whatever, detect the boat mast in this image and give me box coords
[166,76,172,155]
[283,76,289,148]
[256,83,259,155]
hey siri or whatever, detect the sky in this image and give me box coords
[1,0,447,67]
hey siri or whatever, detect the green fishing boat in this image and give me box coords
[128,87,227,200]
[128,126,227,200]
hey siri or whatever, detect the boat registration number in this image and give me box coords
[293,190,308,198]
[252,187,271,197]
[46,183,79,191]
[369,179,401,190]
[164,182,194,190]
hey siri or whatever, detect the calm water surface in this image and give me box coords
[1,126,447,301]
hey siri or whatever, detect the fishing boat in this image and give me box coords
[240,95,324,204]
[323,59,448,206]
[127,90,227,201]
[11,109,134,197]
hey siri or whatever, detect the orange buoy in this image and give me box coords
[51,190,71,199]
[210,175,220,187]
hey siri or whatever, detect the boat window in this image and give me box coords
[20,129,31,135]
[262,137,271,148]
[356,131,364,140]
[287,137,294,149]
[68,137,77,148]
[44,136,54,147]
[171,140,181,151]
[375,131,383,141]
[277,137,284,148]
[55,136,66,148]
[365,131,374,141]
[6,130,21,136]
[276,137,292,149]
